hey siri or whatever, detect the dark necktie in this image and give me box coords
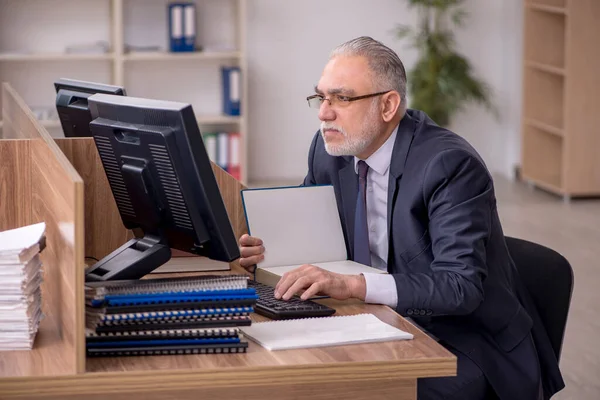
[353,160,371,266]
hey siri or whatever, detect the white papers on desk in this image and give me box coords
[0,223,46,351]
[0,222,46,264]
[240,313,413,351]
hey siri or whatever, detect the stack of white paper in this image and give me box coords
[0,222,46,351]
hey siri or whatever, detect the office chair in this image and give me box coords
[505,236,574,362]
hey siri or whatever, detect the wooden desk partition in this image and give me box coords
[0,83,85,377]
[0,83,456,399]
[53,138,249,262]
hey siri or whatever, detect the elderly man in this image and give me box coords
[239,36,564,400]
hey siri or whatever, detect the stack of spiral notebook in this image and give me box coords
[84,274,257,357]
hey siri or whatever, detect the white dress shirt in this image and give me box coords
[353,124,399,308]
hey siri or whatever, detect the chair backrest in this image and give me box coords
[504,236,574,361]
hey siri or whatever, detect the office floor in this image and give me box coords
[251,175,600,399]
[493,176,600,400]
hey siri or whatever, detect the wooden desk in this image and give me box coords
[0,82,456,399]
[1,271,455,400]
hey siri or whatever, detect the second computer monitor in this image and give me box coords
[54,78,126,138]
[84,93,240,282]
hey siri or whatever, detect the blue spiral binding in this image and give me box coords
[90,288,258,307]
[102,306,254,322]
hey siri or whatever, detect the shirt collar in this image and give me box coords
[354,124,399,176]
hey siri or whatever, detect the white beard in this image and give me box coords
[320,101,381,157]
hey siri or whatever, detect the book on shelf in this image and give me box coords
[84,274,258,357]
[0,222,46,351]
[241,185,386,289]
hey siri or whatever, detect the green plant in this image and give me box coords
[397,0,496,127]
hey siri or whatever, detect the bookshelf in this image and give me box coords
[521,0,600,199]
[0,0,248,183]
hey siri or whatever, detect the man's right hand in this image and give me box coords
[238,234,265,272]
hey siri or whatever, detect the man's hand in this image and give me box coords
[274,264,367,301]
[238,234,265,272]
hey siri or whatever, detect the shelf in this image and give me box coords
[525,61,565,76]
[521,174,566,196]
[523,67,564,130]
[522,0,600,198]
[0,117,239,133]
[524,118,563,137]
[526,3,567,15]
[123,51,241,62]
[524,6,565,69]
[0,53,114,61]
[522,124,563,190]
[525,0,566,7]
[0,118,238,136]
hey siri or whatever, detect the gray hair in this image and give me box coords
[330,36,407,115]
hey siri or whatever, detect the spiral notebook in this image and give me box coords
[86,342,249,357]
[86,327,240,342]
[240,313,413,351]
[84,275,252,307]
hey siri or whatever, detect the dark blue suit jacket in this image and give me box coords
[302,110,564,399]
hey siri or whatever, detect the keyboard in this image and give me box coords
[247,280,336,320]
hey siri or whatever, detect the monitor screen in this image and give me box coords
[84,93,240,282]
[54,78,126,138]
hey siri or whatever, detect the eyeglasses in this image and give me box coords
[306,90,392,109]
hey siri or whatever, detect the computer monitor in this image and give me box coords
[83,93,240,282]
[54,78,126,138]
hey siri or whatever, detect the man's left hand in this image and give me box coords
[274,264,366,301]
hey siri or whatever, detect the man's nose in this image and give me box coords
[318,99,335,121]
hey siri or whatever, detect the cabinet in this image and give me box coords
[521,0,600,199]
[0,0,248,183]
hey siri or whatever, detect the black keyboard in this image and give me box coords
[248,280,336,320]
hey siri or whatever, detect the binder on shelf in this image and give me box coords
[202,132,218,163]
[221,66,241,116]
[183,2,196,52]
[168,2,196,52]
[228,132,241,181]
[204,131,241,180]
[217,132,229,171]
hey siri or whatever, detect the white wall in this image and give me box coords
[449,0,523,180]
[246,0,524,182]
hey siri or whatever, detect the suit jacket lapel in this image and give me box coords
[338,159,357,259]
[387,113,418,241]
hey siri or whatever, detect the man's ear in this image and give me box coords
[381,91,401,122]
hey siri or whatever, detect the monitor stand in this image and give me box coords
[84,234,171,282]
